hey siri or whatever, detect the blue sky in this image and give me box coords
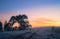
[0,0,60,12]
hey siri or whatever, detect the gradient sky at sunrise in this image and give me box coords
[0,0,60,27]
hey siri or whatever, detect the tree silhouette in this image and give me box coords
[22,14,28,19]
[4,21,8,31]
[0,21,2,31]
[4,20,13,31]
[4,14,32,31]
[19,14,31,30]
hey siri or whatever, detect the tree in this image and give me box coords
[22,14,28,19]
[6,14,32,31]
[4,21,8,31]
[0,21,2,31]
[19,14,32,30]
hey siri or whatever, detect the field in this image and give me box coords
[0,27,60,39]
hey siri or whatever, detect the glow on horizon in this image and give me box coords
[0,6,60,27]
[30,18,60,27]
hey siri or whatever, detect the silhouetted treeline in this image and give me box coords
[0,14,32,31]
[0,21,2,31]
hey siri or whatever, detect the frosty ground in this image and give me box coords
[0,27,60,39]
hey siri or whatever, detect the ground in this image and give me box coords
[0,27,60,39]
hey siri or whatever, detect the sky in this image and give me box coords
[0,0,60,27]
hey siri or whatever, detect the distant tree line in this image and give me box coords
[0,14,32,31]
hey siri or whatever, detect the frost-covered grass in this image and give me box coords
[0,27,60,39]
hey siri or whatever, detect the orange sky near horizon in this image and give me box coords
[6,18,60,27]
[29,18,60,27]
[0,16,60,28]
[0,6,60,28]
